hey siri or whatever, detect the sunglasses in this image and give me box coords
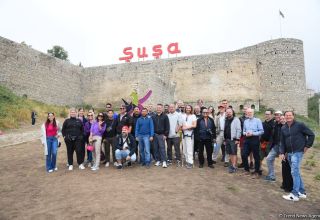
[120,107,125,109]
[88,114,93,117]
[98,115,103,117]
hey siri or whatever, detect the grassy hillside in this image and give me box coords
[0,86,68,129]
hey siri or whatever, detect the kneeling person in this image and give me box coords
[115,126,137,169]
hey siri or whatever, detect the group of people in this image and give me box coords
[40,99,315,202]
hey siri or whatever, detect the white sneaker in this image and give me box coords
[54,167,58,171]
[298,192,307,199]
[91,166,99,171]
[79,164,85,170]
[114,162,119,167]
[283,193,299,201]
[48,169,53,173]
[162,161,167,168]
[105,162,110,167]
[68,165,73,171]
[155,161,161,166]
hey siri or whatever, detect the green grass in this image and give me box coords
[315,173,320,181]
[0,85,68,130]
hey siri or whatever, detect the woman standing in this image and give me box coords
[90,112,106,171]
[40,112,61,173]
[84,112,94,167]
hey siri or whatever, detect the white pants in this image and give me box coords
[212,133,229,162]
[92,136,102,168]
[183,136,194,165]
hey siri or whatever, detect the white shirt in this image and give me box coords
[168,112,182,138]
[219,112,226,131]
[181,113,196,136]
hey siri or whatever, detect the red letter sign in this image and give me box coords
[119,47,134,62]
[137,47,148,59]
[167,42,181,55]
[152,45,163,59]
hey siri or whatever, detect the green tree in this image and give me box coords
[47,45,69,61]
[308,93,320,124]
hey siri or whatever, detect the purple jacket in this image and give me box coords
[84,121,93,136]
[90,121,106,137]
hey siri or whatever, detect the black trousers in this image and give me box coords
[31,118,36,125]
[198,139,213,166]
[242,136,260,173]
[65,136,85,166]
[166,137,181,161]
[194,139,200,153]
[281,159,293,191]
[103,137,116,163]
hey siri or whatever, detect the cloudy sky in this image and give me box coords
[1,0,319,90]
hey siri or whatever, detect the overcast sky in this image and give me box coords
[1,0,319,91]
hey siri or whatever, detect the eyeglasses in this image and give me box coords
[88,115,93,117]
[98,115,103,117]
[120,107,125,109]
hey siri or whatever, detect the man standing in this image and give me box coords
[213,104,228,166]
[195,107,216,168]
[224,108,241,173]
[105,103,118,119]
[131,106,141,157]
[116,104,133,135]
[115,126,137,169]
[265,111,283,182]
[152,104,170,168]
[242,108,264,178]
[103,109,117,167]
[280,111,315,201]
[181,105,197,169]
[135,108,154,168]
[167,104,182,167]
[260,110,275,161]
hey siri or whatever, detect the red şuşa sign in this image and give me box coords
[119,42,181,62]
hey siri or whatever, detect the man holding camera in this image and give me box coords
[195,107,216,168]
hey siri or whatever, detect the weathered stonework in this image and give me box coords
[0,36,307,115]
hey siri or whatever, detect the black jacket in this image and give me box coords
[131,113,141,137]
[269,122,282,147]
[280,121,315,154]
[62,117,84,137]
[116,113,133,134]
[104,118,117,138]
[261,119,275,142]
[152,113,169,136]
[195,117,216,140]
[116,133,137,157]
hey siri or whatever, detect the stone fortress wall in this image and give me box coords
[0,36,307,115]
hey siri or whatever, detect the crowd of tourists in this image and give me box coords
[40,99,315,202]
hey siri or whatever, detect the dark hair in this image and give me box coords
[284,111,295,116]
[164,104,169,107]
[142,108,148,111]
[107,109,114,113]
[96,112,105,121]
[45,112,57,128]
[106,103,112,107]
[78,107,84,112]
[157,103,163,107]
[266,109,274,114]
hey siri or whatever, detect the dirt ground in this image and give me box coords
[0,140,319,220]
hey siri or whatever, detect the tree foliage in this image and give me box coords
[47,45,69,61]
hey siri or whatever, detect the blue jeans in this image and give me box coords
[138,135,151,165]
[288,152,305,196]
[266,146,279,179]
[46,136,58,171]
[115,149,136,162]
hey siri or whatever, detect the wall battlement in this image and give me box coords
[0,36,307,115]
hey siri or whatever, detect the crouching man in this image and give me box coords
[115,126,137,169]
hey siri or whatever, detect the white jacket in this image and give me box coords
[40,121,62,155]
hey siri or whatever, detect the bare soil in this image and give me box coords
[0,140,319,220]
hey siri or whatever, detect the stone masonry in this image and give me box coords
[0,36,308,115]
